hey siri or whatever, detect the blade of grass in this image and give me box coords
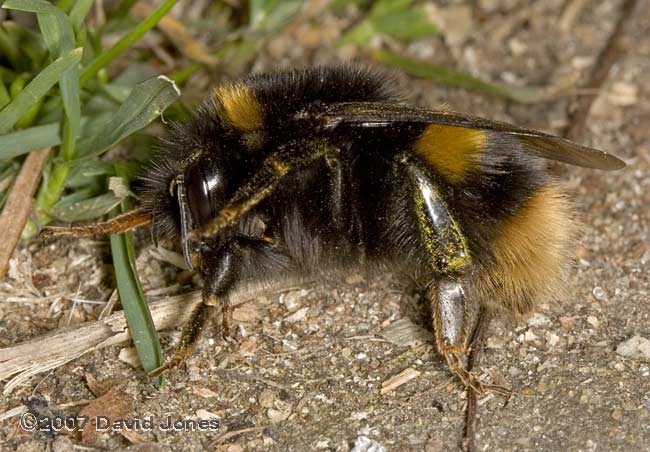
[0,162,18,184]
[0,81,10,109]
[52,186,99,208]
[373,49,575,104]
[249,0,302,35]
[169,1,301,84]
[4,0,74,50]
[74,75,180,160]
[339,0,438,45]
[0,186,12,211]
[0,21,47,71]
[65,160,113,188]
[0,47,82,134]
[55,0,74,13]
[330,0,371,10]
[36,35,79,218]
[114,0,138,18]
[79,0,177,86]
[0,123,60,159]
[69,0,94,32]
[4,0,81,139]
[51,191,121,222]
[7,1,84,235]
[9,75,45,129]
[0,116,111,160]
[109,169,163,387]
[0,24,21,69]
[169,41,238,84]
[131,2,216,67]
[26,75,179,236]
[0,163,18,210]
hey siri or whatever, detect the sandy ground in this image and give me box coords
[1,1,649,451]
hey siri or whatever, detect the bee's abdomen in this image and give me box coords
[470,182,578,316]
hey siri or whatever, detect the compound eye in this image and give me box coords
[185,164,213,227]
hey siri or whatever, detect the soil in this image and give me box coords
[1,1,649,451]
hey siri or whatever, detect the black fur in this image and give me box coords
[136,66,564,291]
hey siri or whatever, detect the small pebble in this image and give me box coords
[259,389,276,408]
[286,307,309,322]
[592,286,608,302]
[195,409,220,420]
[545,332,560,348]
[352,435,387,452]
[616,336,650,361]
[117,347,140,368]
[611,408,624,421]
[268,407,291,423]
[527,313,551,327]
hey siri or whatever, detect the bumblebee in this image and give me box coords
[47,66,625,389]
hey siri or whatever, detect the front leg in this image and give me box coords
[148,236,260,378]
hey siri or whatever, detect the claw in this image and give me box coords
[444,351,511,398]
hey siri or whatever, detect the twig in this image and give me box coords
[560,0,588,32]
[464,309,491,452]
[0,148,51,280]
[0,279,305,394]
[563,0,639,141]
[132,1,217,67]
[380,368,421,395]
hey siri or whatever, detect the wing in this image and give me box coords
[311,102,626,171]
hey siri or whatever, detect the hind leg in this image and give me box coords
[398,155,506,394]
[430,278,482,393]
[429,278,510,396]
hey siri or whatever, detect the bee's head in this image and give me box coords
[175,157,230,229]
[140,75,274,241]
[168,154,239,269]
[137,102,254,265]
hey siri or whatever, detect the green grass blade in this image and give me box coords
[0,21,46,71]
[69,0,94,32]
[51,191,121,222]
[3,0,74,50]
[249,0,302,34]
[51,186,98,207]
[109,185,163,386]
[79,0,177,86]
[74,75,180,159]
[0,81,10,109]
[0,25,20,69]
[0,47,82,134]
[28,74,177,232]
[371,6,438,41]
[5,0,82,139]
[330,0,371,10]
[0,123,60,159]
[370,0,413,16]
[339,0,437,45]
[373,50,568,103]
